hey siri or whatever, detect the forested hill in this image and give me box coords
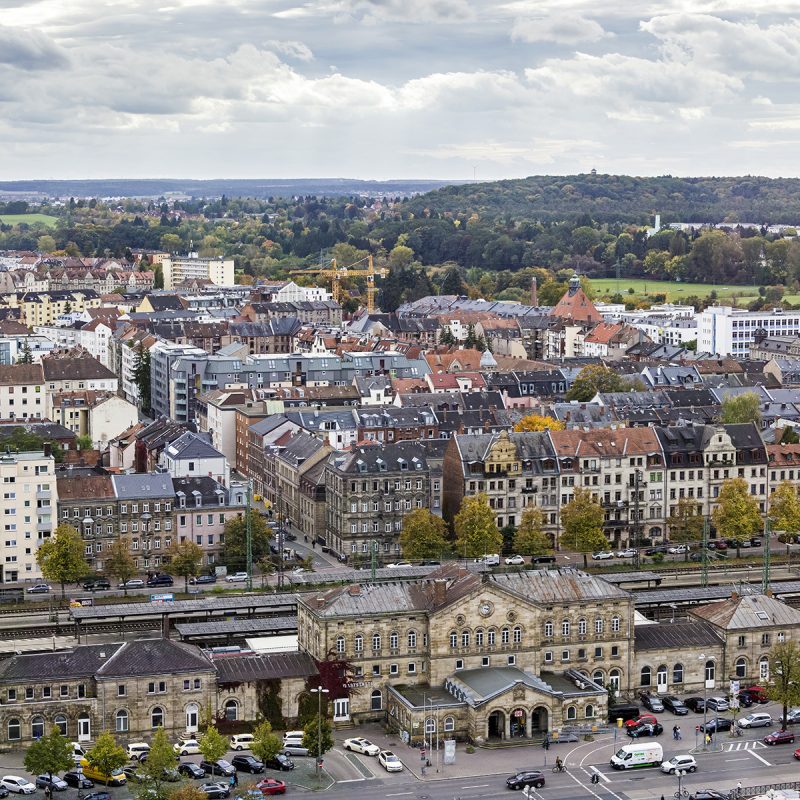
[403,174,800,224]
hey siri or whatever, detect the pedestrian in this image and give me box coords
[233,772,238,787]
[672,725,678,740]
[737,781,742,798]
[543,735,550,751]
[676,726,681,740]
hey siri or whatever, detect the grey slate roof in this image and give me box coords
[0,644,123,681]
[112,473,175,500]
[690,592,800,630]
[97,639,214,677]
[165,431,224,461]
[214,652,318,684]
[634,621,723,651]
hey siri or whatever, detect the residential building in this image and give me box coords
[49,392,138,449]
[160,254,235,290]
[0,364,46,420]
[158,431,230,487]
[41,349,118,395]
[698,306,800,358]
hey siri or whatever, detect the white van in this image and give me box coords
[610,742,663,770]
[71,743,86,764]
[475,554,500,566]
[230,734,254,751]
[126,742,151,761]
[283,730,305,745]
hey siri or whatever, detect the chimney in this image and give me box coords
[730,590,738,601]
[347,584,361,597]
[530,276,538,307]
[316,596,326,609]
[43,442,51,458]
[433,578,447,606]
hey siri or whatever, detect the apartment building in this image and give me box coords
[0,364,46,421]
[160,255,234,290]
[698,305,800,357]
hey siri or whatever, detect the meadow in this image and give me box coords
[590,277,763,304]
[0,213,58,228]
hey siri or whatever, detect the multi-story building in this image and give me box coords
[698,305,800,358]
[0,364,46,421]
[48,392,138,449]
[160,254,234,290]
[5,290,101,327]
[149,342,208,422]
[41,350,118,395]
[159,431,230,487]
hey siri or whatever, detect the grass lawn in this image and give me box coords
[0,213,58,228]
[590,277,761,304]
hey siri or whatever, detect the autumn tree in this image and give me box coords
[561,488,608,567]
[166,540,203,592]
[565,365,627,402]
[398,509,450,561]
[221,511,271,571]
[712,477,762,556]
[104,540,137,595]
[668,498,704,560]
[513,415,565,432]
[454,493,502,558]
[136,727,177,800]
[197,725,228,764]
[720,392,762,425]
[86,732,126,786]
[767,641,800,731]
[512,506,552,556]
[770,481,800,543]
[24,728,74,787]
[251,720,282,764]
[36,523,86,598]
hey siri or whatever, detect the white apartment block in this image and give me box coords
[698,306,800,357]
[0,450,56,583]
[161,254,235,289]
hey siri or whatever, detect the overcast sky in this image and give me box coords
[2,1,799,181]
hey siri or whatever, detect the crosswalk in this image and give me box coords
[723,740,767,751]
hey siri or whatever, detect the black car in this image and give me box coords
[639,692,665,713]
[84,793,111,800]
[199,784,230,800]
[122,768,144,783]
[737,691,754,708]
[0,787,8,799]
[200,760,236,778]
[231,756,264,774]
[685,697,706,712]
[506,771,546,790]
[627,722,664,738]
[283,531,297,542]
[750,537,763,547]
[662,696,689,715]
[644,546,668,556]
[189,575,217,585]
[63,773,93,790]
[82,578,111,591]
[147,574,174,588]
[264,754,294,772]
[178,763,206,780]
[701,718,733,733]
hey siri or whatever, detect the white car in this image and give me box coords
[505,555,525,565]
[616,549,637,559]
[2,776,37,794]
[225,572,248,583]
[661,755,697,774]
[386,562,412,569]
[738,712,772,728]
[592,551,615,560]
[377,750,403,772]
[118,579,145,589]
[173,738,201,755]
[667,545,690,554]
[343,737,380,756]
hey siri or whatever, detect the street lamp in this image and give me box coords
[310,685,329,778]
[676,768,686,798]
[699,653,717,750]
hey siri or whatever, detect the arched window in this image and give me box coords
[705,660,716,682]
[673,663,684,684]
[544,621,553,637]
[449,631,458,649]
[475,629,484,647]
[336,636,345,654]
[562,620,570,637]
[595,618,604,634]
[578,618,587,636]
[389,631,399,649]
[354,635,363,653]
[461,631,470,648]
[408,630,417,649]
[611,616,621,632]
[488,628,496,646]
[566,705,577,720]
[593,670,604,686]
[513,626,522,644]
[444,716,455,732]
[585,705,594,718]
[609,669,621,691]
[7,718,20,741]
[224,699,238,721]
[501,627,510,644]
[735,657,747,679]
[425,717,436,733]
[760,656,769,681]
[54,715,67,736]
[371,689,382,711]
[657,665,667,687]
[31,716,45,740]
[372,633,381,651]
[115,710,129,733]
[151,706,164,728]
[640,666,652,687]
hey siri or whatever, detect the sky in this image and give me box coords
[2,0,800,181]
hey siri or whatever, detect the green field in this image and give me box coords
[0,213,58,228]
[590,278,762,304]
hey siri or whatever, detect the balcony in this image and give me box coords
[36,490,51,501]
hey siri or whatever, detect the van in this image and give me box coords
[283,730,305,745]
[608,704,642,724]
[126,742,151,761]
[475,554,500,566]
[71,743,86,763]
[80,758,127,786]
[230,734,254,751]
[610,742,663,770]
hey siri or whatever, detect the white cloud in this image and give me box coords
[512,14,608,44]
[0,23,67,70]
[265,40,314,61]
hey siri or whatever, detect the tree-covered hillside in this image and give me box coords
[403,174,800,224]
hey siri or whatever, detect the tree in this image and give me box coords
[17,340,33,364]
[388,244,414,270]
[398,509,450,561]
[167,787,206,800]
[561,488,608,567]
[439,267,468,296]
[454,493,502,558]
[720,392,762,425]
[136,727,176,800]
[131,342,152,413]
[166,540,203,592]
[36,523,86,599]
[86,731,127,786]
[770,481,800,545]
[198,725,228,765]
[302,716,333,760]
[104,540,136,595]
[767,641,800,731]
[565,365,627,402]
[712,477,762,556]
[76,434,93,451]
[153,264,165,289]
[36,234,56,253]
[24,728,74,787]
[668,498,704,561]
[512,506,552,556]
[159,233,182,253]
[513,414,565,432]
[251,720,282,764]
[221,511,271,570]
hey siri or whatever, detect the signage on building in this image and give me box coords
[70,598,93,608]
[513,709,524,717]
[344,681,370,689]
[150,593,174,603]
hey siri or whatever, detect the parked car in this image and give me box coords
[63,773,93,790]
[0,789,8,799]
[35,776,68,792]
[343,737,380,756]
[684,697,706,713]
[739,686,769,705]
[127,743,151,762]
[117,579,145,590]
[793,747,800,760]
[506,770,545,790]
[174,739,201,756]
[781,709,800,725]
[624,713,658,730]
[200,761,236,778]
[691,791,730,800]
[230,756,264,774]
[255,778,286,796]
[627,722,664,738]
[189,575,217,585]
[667,545,690,554]
[147,574,173,587]
[378,751,403,773]
[1,778,36,795]
[230,734,254,751]
[737,712,772,728]
[82,578,110,591]
[661,755,697,774]
[505,555,525,565]
[280,744,309,757]
[122,768,143,784]
[713,540,728,550]
[662,696,689,715]
[83,793,111,800]
[178,764,205,780]
[705,697,729,712]
[592,551,615,560]
[764,730,796,746]
[225,572,248,583]
[264,755,294,772]
[198,783,230,800]
[639,693,664,713]
[644,546,668,556]
[701,718,732,733]
[386,562,412,569]
[750,537,763,547]
[616,548,637,559]
[26,583,50,594]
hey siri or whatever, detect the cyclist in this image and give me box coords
[555,757,564,772]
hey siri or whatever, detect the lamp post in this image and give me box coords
[699,653,716,750]
[676,768,686,798]
[310,686,329,778]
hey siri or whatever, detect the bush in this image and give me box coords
[465,744,475,754]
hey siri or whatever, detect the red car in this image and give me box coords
[624,714,658,729]
[764,730,795,746]
[256,779,286,796]
[792,747,800,760]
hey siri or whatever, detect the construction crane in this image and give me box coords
[290,254,387,313]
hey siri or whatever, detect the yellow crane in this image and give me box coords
[290,254,387,313]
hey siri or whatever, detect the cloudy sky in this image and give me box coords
[2,0,799,180]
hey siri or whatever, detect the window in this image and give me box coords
[507,655,516,666]
[561,650,570,661]
[224,699,238,721]
[593,670,604,686]
[578,618,587,636]
[566,705,577,721]
[544,651,553,663]
[31,716,44,739]
[78,684,86,698]
[705,660,716,682]
[408,663,416,674]
[425,717,436,734]
[118,684,126,697]
[408,630,417,649]
[672,663,684,684]
[461,631,470,648]
[54,715,67,736]
[390,631,399,649]
[449,631,457,649]
[488,629,496,646]
[390,664,398,675]
[151,706,164,728]
[183,679,190,691]
[475,629,484,647]
[762,633,771,647]
[562,620,570,637]
[372,633,381,651]
[371,689,382,711]
[585,705,594,718]
[354,635,363,653]
[513,626,522,644]
[455,659,464,670]
[595,618,604,634]
[336,636,345,654]
[42,687,51,699]
[60,686,68,698]
[544,621,553,637]
[7,718,20,740]
[116,709,129,733]
[760,656,769,681]
[372,665,380,676]
[444,716,455,732]
[482,656,490,667]
[501,627,510,645]
[611,616,620,632]
[640,666,652,686]
[735,657,747,679]
[25,687,33,700]
[609,669,621,691]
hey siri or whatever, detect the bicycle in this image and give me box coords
[674,789,689,799]
[552,764,567,773]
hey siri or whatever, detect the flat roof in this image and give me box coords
[175,616,297,637]
[634,580,800,606]
[601,571,661,584]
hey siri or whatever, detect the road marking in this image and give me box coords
[385,793,413,797]
[587,766,610,784]
[748,749,772,766]
[336,778,366,783]
[461,785,489,789]
[724,757,750,761]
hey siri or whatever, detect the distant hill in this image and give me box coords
[403,174,800,224]
[0,178,465,200]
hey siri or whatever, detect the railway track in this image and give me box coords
[0,619,160,640]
